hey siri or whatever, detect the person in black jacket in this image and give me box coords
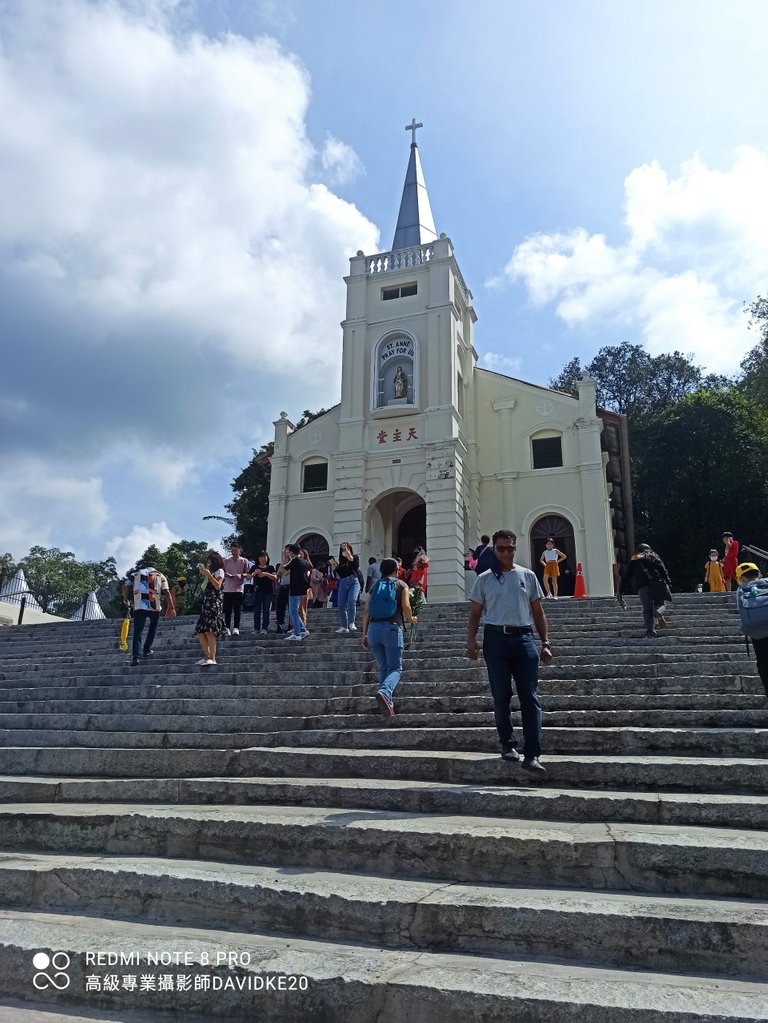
[620,543,672,638]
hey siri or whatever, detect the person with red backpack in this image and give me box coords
[362,558,418,716]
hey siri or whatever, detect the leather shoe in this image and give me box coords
[521,757,547,776]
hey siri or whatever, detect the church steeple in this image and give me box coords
[391,119,438,251]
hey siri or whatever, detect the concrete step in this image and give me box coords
[1,691,763,715]
[2,747,768,793]
[1,852,767,979]
[2,775,768,829]
[0,708,765,734]
[1,911,766,1022]
[1,724,766,754]
[2,803,767,898]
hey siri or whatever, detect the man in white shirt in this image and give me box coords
[467,529,552,776]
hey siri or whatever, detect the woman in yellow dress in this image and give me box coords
[704,549,726,592]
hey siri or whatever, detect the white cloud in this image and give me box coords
[320,135,364,186]
[497,147,768,374]
[0,459,108,557]
[107,522,182,573]
[480,352,523,376]
[0,0,379,559]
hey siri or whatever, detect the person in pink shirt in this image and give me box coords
[222,543,250,636]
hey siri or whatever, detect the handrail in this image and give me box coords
[742,543,768,561]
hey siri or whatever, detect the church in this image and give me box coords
[266,124,633,601]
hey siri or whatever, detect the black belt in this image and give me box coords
[484,624,533,636]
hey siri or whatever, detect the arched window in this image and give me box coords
[531,430,563,469]
[373,332,418,409]
[297,533,330,565]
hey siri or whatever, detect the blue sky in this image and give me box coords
[1,0,767,567]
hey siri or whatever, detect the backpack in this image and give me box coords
[368,578,399,620]
[474,545,494,575]
[132,569,163,611]
[737,580,768,641]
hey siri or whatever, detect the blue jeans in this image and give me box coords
[337,576,360,628]
[482,629,542,758]
[288,595,308,636]
[254,591,272,630]
[132,609,160,659]
[367,622,404,701]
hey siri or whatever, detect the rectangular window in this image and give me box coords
[532,437,563,469]
[382,283,417,301]
[302,463,328,493]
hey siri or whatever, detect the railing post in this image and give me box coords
[17,596,26,626]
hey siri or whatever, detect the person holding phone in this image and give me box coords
[335,542,360,634]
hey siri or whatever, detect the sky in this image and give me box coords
[2,0,767,569]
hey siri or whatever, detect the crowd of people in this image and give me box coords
[120,525,767,784]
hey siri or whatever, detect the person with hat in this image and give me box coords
[619,543,673,639]
[722,532,740,591]
[735,562,768,698]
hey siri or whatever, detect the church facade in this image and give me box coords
[266,131,632,601]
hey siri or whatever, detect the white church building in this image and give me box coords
[266,126,633,601]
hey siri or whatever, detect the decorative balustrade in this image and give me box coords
[366,243,434,275]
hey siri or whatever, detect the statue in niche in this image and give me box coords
[393,365,408,399]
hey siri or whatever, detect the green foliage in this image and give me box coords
[633,390,768,589]
[549,342,729,418]
[739,295,768,408]
[17,546,120,618]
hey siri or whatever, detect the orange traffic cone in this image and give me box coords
[573,562,588,599]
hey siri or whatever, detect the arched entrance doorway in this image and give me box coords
[530,515,576,595]
[298,532,330,566]
[368,490,426,569]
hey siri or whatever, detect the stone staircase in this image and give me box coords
[0,593,767,1022]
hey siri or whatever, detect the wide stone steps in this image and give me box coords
[3,803,768,898]
[1,596,766,1020]
[2,775,768,829]
[1,691,764,714]
[1,852,767,980]
[2,747,768,792]
[1,911,766,1022]
[2,724,766,755]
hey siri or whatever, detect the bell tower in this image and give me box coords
[336,123,478,600]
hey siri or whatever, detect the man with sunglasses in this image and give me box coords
[467,528,552,776]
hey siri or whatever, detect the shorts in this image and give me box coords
[543,562,560,578]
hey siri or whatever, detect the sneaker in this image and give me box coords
[196,658,209,665]
[376,691,395,717]
[655,612,667,628]
[500,742,520,762]
[521,757,547,776]
[232,628,240,637]
[276,626,284,634]
[260,629,268,636]
[335,627,349,634]
[284,633,303,642]
[130,656,141,666]
[143,649,154,658]
[224,628,231,637]
[348,624,358,632]
[644,630,658,639]
[204,659,217,665]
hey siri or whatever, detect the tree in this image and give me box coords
[212,407,329,557]
[0,553,17,590]
[18,546,118,617]
[740,295,768,408]
[632,390,768,588]
[549,342,728,419]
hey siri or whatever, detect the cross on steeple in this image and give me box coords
[405,118,423,145]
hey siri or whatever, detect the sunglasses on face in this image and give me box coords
[494,545,516,553]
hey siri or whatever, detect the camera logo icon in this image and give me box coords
[32,951,71,990]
